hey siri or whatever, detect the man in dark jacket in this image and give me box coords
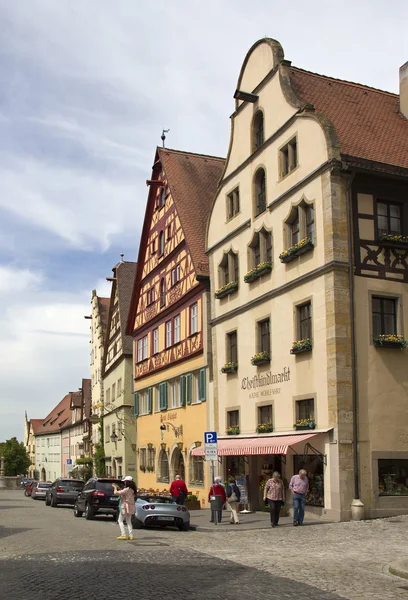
[170,475,188,505]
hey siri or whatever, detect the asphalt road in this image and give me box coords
[1,491,408,600]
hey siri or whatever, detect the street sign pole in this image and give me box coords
[204,433,219,527]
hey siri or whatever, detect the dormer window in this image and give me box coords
[254,168,266,216]
[253,111,264,151]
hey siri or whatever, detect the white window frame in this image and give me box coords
[190,303,198,334]
[140,391,149,415]
[166,321,172,348]
[153,328,159,354]
[174,315,181,344]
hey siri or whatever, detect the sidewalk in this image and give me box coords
[189,508,324,532]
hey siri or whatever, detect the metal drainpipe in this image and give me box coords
[345,169,360,500]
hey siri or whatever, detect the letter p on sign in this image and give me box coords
[204,431,217,444]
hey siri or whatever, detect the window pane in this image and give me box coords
[372,297,381,313]
[372,313,382,337]
[377,202,387,216]
[378,459,408,496]
[378,215,388,235]
[389,204,401,219]
[389,217,401,236]
[383,313,396,334]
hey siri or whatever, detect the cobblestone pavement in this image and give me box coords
[1,492,408,600]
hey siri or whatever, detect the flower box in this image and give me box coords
[290,339,312,354]
[256,423,274,433]
[221,362,238,374]
[244,262,272,283]
[215,281,238,299]
[251,351,270,366]
[184,500,201,511]
[379,234,408,248]
[373,334,407,349]
[279,238,314,263]
[294,420,316,431]
[226,426,240,435]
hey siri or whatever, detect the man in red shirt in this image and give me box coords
[208,476,227,523]
[170,475,188,505]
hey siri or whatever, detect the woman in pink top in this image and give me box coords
[112,476,137,540]
[263,471,285,528]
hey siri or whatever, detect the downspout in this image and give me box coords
[345,169,364,519]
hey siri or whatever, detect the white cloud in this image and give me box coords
[0,265,43,293]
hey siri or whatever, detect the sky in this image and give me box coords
[0,0,407,443]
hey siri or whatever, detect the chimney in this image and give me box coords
[400,61,408,119]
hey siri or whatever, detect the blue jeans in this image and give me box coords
[292,493,306,524]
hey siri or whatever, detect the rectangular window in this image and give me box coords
[190,303,198,334]
[296,399,314,421]
[140,448,147,470]
[258,404,272,425]
[111,383,116,401]
[140,391,149,415]
[226,188,240,220]
[297,302,312,340]
[227,410,239,427]
[117,378,122,397]
[258,318,270,354]
[191,456,204,483]
[280,137,297,178]
[106,388,111,405]
[227,331,238,364]
[378,459,408,496]
[174,315,181,343]
[138,336,148,361]
[171,264,181,287]
[165,320,172,348]
[169,380,180,409]
[148,448,155,470]
[372,296,397,337]
[167,224,172,240]
[377,201,402,237]
[153,328,159,354]
[171,268,176,287]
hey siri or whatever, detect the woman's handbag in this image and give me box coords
[227,486,238,503]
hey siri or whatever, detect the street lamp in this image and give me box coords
[110,432,118,443]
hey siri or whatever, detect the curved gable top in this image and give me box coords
[236,38,284,106]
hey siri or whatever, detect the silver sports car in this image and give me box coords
[133,495,190,531]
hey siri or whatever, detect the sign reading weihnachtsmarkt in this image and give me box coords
[241,366,291,399]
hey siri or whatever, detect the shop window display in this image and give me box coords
[294,455,325,507]
[378,459,408,496]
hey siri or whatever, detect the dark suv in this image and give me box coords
[73,478,123,520]
[46,478,85,507]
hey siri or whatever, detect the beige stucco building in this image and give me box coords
[202,38,408,521]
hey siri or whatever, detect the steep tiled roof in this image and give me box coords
[38,394,72,435]
[159,148,225,275]
[70,391,82,409]
[98,297,110,344]
[290,67,408,171]
[30,419,43,434]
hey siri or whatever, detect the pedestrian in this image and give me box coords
[169,474,188,505]
[208,476,226,523]
[112,475,137,540]
[263,471,285,528]
[226,475,241,524]
[289,468,309,526]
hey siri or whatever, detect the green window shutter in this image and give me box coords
[180,375,186,407]
[199,368,206,402]
[159,383,164,411]
[134,392,139,417]
[148,387,153,414]
[164,382,168,410]
[186,373,193,405]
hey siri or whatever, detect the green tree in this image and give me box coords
[0,437,31,476]
[93,417,105,477]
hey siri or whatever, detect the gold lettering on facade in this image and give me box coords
[160,412,178,422]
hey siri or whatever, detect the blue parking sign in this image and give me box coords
[204,431,217,444]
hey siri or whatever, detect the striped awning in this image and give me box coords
[191,433,318,457]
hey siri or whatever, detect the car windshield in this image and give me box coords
[38,483,51,488]
[140,496,173,504]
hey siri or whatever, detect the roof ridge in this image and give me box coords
[159,146,225,162]
[291,66,397,97]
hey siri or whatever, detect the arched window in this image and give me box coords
[219,250,239,286]
[189,452,204,484]
[159,231,165,255]
[158,449,169,483]
[248,228,272,269]
[254,168,266,216]
[253,111,264,151]
[160,278,166,308]
[284,201,315,249]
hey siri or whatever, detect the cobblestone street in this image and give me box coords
[1,491,408,599]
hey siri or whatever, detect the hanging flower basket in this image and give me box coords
[279,238,314,263]
[373,334,407,349]
[251,351,270,366]
[221,362,238,374]
[215,281,238,299]
[256,422,274,433]
[244,262,272,283]
[290,339,312,354]
[379,234,408,248]
[226,426,240,435]
[294,419,316,431]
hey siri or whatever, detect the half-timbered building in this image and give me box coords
[198,38,408,521]
[127,147,224,501]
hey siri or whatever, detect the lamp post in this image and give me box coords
[0,455,6,490]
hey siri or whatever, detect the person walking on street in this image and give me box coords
[170,475,188,505]
[112,476,137,540]
[263,471,285,528]
[226,476,241,524]
[208,476,226,523]
[289,469,309,526]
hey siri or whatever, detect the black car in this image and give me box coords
[73,478,124,520]
[45,478,85,507]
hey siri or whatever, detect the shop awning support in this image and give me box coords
[303,443,327,465]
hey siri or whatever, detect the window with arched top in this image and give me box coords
[160,278,166,308]
[283,200,315,255]
[253,111,264,151]
[248,228,272,270]
[254,168,266,216]
[158,449,169,483]
[219,250,239,287]
[159,231,165,255]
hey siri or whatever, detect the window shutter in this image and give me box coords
[159,383,164,411]
[148,387,153,414]
[180,375,186,407]
[163,382,168,410]
[199,368,206,402]
[134,392,139,417]
[186,374,193,405]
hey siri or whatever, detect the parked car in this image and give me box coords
[134,495,190,531]
[45,478,85,507]
[32,482,52,500]
[73,478,123,520]
[24,481,37,497]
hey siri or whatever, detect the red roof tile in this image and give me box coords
[290,67,408,171]
[38,394,72,435]
[30,419,43,434]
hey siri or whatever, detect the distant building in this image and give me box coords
[24,415,43,479]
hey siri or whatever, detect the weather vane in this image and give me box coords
[161,128,170,148]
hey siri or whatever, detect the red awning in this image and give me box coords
[191,433,319,457]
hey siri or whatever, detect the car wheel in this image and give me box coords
[132,516,143,529]
[179,521,190,531]
[45,495,51,506]
[24,490,29,497]
[84,503,95,520]
[73,502,83,518]
[51,495,58,508]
